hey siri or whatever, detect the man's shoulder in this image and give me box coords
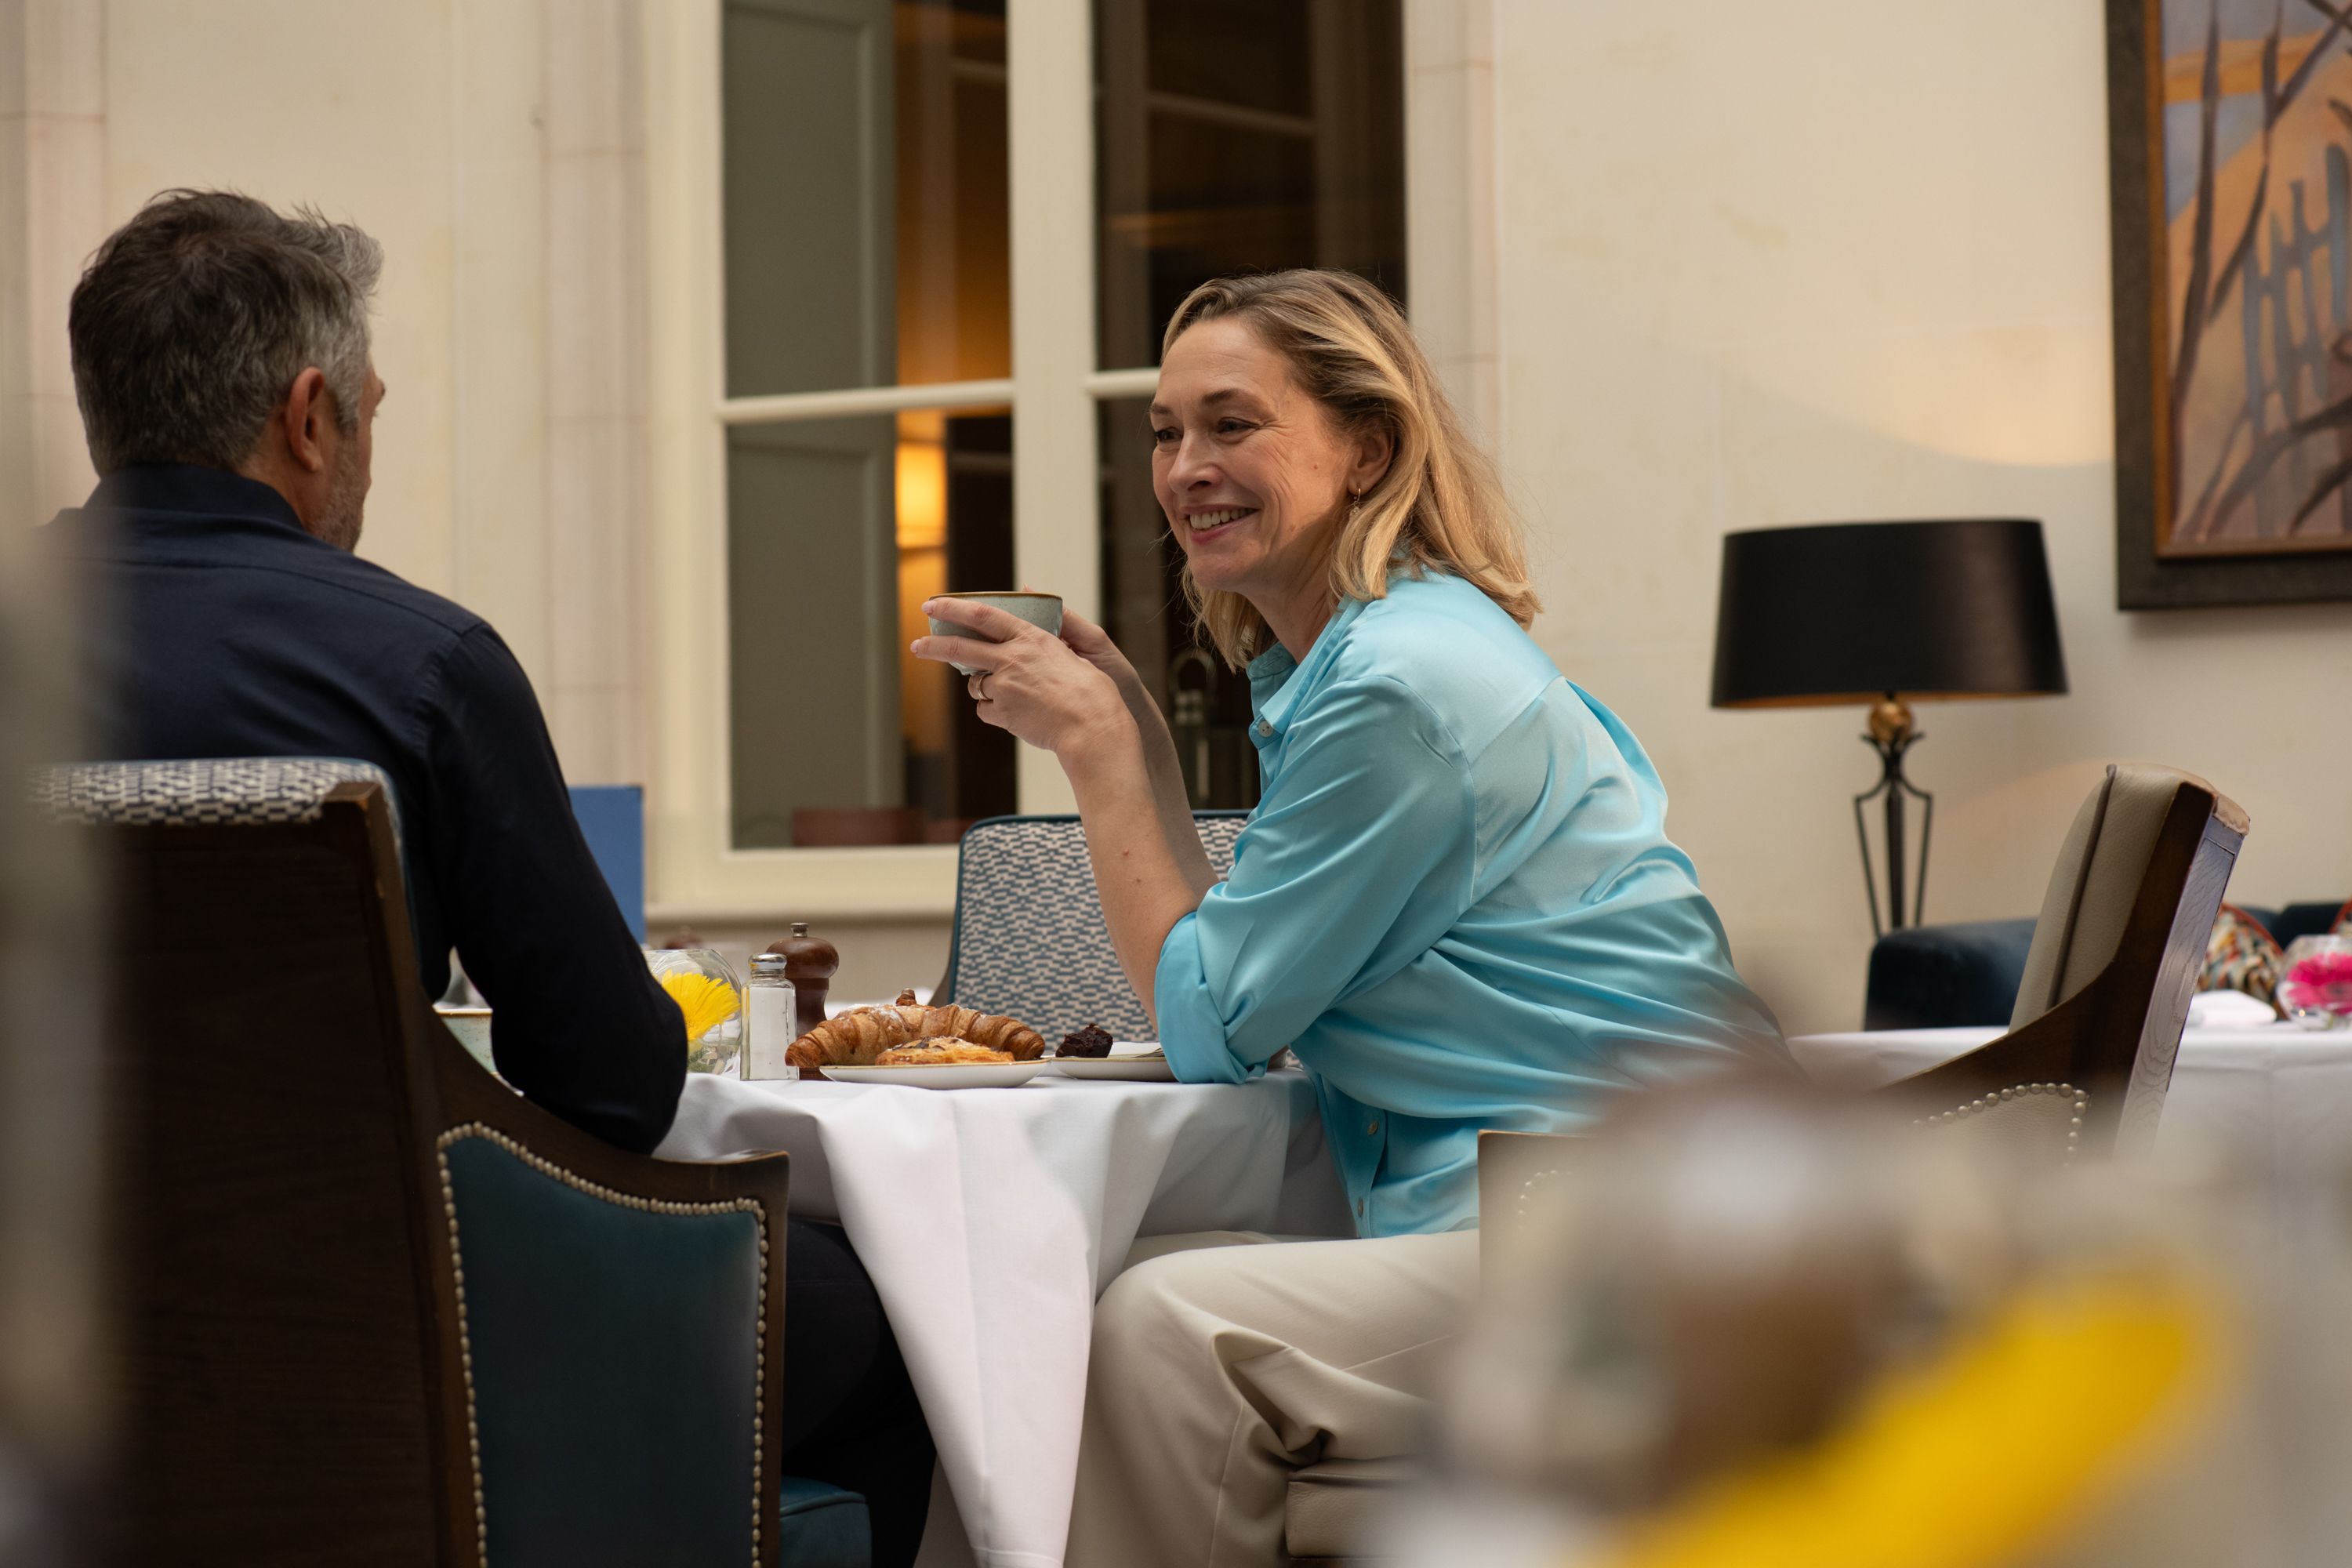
[274,542,488,644]
[59,494,490,647]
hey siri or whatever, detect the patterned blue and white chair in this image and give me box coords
[935,811,1248,1041]
[37,758,862,1568]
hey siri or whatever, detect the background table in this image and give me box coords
[659,1069,1348,1568]
[1789,1015,2352,1163]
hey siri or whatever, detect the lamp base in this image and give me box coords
[1854,695,1933,938]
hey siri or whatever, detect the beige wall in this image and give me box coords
[0,0,104,529]
[5,0,652,786]
[1490,0,2352,1033]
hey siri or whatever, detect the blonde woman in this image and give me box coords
[914,270,1787,1566]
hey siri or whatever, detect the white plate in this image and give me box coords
[1049,1044,1176,1083]
[821,1060,1049,1090]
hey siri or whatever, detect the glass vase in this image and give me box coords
[644,946,745,1073]
[2278,935,2352,1030]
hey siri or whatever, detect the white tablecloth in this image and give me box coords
[1789,1018,2352,1163]
[657,1069,1348,1568]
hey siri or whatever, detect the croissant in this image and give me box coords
[877,1037,1014,1065]
[786,989,1047,1069]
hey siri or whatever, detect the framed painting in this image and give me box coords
[2109,0,2352,607]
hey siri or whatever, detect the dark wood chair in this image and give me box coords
[1889,764,2247,1158]
[40,759,862,1567]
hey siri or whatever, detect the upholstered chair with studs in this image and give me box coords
[933,811,1248,1039]
[1890,764,2246,1161]
[38,758,864,1568]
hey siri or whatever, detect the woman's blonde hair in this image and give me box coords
[1160,268,1537,667]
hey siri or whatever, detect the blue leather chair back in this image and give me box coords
[568,784,646,942]
[1864,918,2037,1029]
[441,1130,772,1565]
[936,812,1247,1040]
[1866,901,2346,1029]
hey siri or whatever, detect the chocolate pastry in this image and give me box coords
[1058,1023,1115,1058]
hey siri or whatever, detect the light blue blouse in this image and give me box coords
[1154,572,1789,1237]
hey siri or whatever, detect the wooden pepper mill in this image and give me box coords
[764,921,837,1039]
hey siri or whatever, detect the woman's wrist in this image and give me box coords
[1057,700,1151,783]
[1108,662,1155,717]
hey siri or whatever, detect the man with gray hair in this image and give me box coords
[45,190,935,1563]
[53,187,684,1149]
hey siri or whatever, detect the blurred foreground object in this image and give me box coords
[1413,1087,2352,1568]
[0,522,107,1562]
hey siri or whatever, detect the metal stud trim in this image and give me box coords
[434,1123,772,1563]
[1914,1082,2091,1159]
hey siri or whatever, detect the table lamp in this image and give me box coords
[1710,518,2067,935]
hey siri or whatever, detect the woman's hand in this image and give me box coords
[1058,608,1142,699]
[913,599,1131,756]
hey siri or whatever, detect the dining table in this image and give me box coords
[656,1063,1351,1568]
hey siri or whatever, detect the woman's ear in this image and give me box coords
[1349,422,1396,496]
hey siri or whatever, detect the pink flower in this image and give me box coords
[2281,952,2352,1015]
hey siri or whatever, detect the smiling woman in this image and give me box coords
[1149,318,1392,659]
[1149,271,1536,666]
[911,266,1795,1568]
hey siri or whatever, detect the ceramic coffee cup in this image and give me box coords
[927,590,1064,675]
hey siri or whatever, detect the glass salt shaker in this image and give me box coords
[744,952,800,1081]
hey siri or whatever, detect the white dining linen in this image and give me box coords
[1789,1018,2352,1163]
[657,1069,1348,1568]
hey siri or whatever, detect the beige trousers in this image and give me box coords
[1063,1229,1479,1568]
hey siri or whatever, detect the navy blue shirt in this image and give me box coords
[49,464,685,1152]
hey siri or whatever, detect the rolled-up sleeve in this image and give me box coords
[1156,675,1476,1083]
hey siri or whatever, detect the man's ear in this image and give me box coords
[281,367,332,475]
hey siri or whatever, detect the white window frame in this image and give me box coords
[641,0,1490,924]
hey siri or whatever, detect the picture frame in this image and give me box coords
[2107,0,2352,608]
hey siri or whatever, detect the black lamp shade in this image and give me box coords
[1710,518,2067,708]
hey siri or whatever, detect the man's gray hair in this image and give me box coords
[68,190,383,474]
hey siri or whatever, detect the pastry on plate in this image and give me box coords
[788,989,1047,1069]
[877,1036,1014,1065]
[1058,1022,1115,1058]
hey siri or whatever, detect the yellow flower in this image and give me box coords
[659,971,739,1044]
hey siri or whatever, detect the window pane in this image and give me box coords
[1096,397,1261,811]
[728,410,1016,848]
[723,0,1011,397]
[1094,2,1406,809]
[1094,0,1407,370]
